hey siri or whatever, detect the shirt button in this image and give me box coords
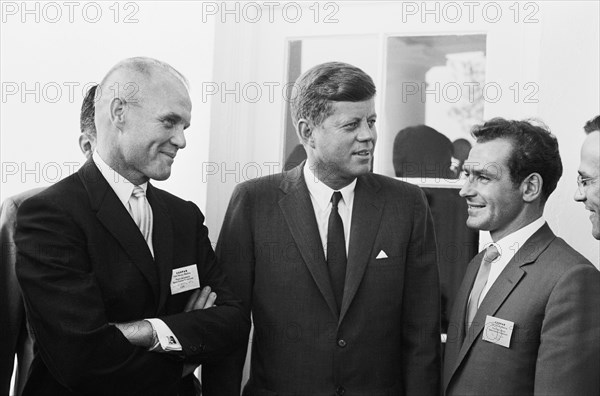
[337,339,347,348]
[336,386,345,395]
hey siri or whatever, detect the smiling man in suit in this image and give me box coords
[443,118,600,396]
[15,57,249,396]
[214,62,441,395]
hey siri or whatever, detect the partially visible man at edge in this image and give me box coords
[0,85,98,396]
[574,115,600,240]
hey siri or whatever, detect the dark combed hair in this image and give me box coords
[80,84,97,137]
[472,117,563,203]
[393,125,454,178]
[290,62,376,126]
[584,115,600,134]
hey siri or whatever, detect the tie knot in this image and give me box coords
[483,244,500,263]
[331,191,343,208]
[132,186,146,199]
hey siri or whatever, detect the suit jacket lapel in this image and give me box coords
[443,250,484,389]
[339,174,384,324]
[146,184,174,315]
[279,164,338,319]
[79,159,160,301]
[452,262,526,377]
[446,224,556,391]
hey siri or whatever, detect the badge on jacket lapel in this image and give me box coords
[482,315,514,348]
[170,264,200,295]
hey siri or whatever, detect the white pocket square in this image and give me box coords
[376,250,388,259]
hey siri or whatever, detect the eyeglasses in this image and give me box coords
[577,175,599,192]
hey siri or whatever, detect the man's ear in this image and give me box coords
[79,133,96,159]
[297,119,315,149]
[521,173,543,203]
[109,97,127,129]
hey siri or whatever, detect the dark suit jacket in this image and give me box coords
[14,159,250,396]
[444,224,600,396]
[0,188,44,396]
[214,164,441,396]
[421,188,478,333]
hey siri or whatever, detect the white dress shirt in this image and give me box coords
[93,152,154,256]
[478,217,546,305]
[93,151,181,352]
[303,164,356,256]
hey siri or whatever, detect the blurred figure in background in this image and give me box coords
[0,85,98,396]
[393,124,455,179]
[451,138,472,178]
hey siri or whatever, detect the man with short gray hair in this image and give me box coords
[15,57,249,396]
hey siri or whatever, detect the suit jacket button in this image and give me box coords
[337,339,347,348]
[336,386,345,395]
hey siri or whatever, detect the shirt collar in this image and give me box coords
[303,163,356,211]
[93,150,148,207]
[493,217,546,259]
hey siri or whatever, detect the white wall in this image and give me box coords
[538,1,600,265]
[0,2,597,264]
[1,1,215,211]
[207,1,599,265]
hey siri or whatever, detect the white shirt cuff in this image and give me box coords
[146,318,182,352]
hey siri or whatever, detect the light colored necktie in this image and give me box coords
[465,244,500,329]
[129,186,154,256]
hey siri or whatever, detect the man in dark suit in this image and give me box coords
[574,115,600,239]
[214,62,441,395]
[0,84,98,396]
[15,57,249,396]
[444,118,600,396]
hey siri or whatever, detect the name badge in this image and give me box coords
[170,264,200,295]
[482,315,514,348]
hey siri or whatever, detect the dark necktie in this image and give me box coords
[327,191,346,312]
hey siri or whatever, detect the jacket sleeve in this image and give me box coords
[0,197,22,395]
[402,188,442,395]
[534,263,600,395]
[202,184,255,396]
[159,201,251,365]
[15,194,183,396]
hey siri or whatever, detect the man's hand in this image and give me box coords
[113,287,216,378]
[184,286,217,312]
[113,320,155,348]
[178,286,217,379]
[114,287,216,344]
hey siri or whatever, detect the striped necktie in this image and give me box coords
[129,186,154,256]
[465,244,500,329]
